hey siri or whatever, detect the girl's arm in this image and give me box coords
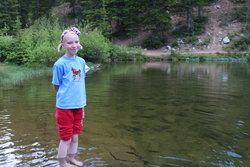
[53,85,59,92]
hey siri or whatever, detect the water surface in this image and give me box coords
[1,62,250,167]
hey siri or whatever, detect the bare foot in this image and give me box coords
[60,162,78,167]
[68,158,83,167]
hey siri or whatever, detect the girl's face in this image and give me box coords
[62,33,81,56]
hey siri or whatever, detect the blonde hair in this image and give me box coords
[58,27,82,53]
[58,43,63,52]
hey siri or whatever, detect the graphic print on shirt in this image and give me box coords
[71,67,81,81]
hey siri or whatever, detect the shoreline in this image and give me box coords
[141,49,249,58]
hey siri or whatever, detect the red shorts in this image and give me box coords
[55,107,85,141]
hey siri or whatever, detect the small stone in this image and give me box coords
[222,36,230,44]
[214,5,221,9]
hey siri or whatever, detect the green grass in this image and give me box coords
[0,63,51,87]
[0,62,100,87]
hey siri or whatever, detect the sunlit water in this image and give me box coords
[1,62,250,167]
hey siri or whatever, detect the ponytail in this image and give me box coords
[79,44,83,50]
[58,43,63,52]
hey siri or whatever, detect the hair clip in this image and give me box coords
[61,27,81,42]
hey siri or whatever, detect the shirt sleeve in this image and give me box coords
[80,58,87,74]
[52,64,63,85]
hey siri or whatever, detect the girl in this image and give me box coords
[52,27,87,167]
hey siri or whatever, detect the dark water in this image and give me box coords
[1,62,250,167]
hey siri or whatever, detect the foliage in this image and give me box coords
[0,0,19,35]
[232,7,249,22]
[0,0,61,34]
[142,36,168,49]
[220,7,249,26]
[173,16,208,37]
[109,45,143,60]
[80,0,172,38]
[196,38,211,48]
[5,45,28,65]
[0,36,15,62]
[80,0,111,37]
[0,15,143,66]
[193,16,208,34]
[231,0,246,3]
[229,37,250,51]
[77,28,111,61]
[0,0,248,65]
[16,18,62,67]
[77,27,143,61]
[172,0,215,32]
[183,36,198,44]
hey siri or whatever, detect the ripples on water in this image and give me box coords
[1,63,250,166]
[0,108,108,167]
[0,77,109,167]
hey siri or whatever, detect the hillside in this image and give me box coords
[114,0,247,57]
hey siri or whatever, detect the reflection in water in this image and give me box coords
[1,62,250,166]
[0,109,19,166]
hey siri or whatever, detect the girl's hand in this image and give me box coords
[53,85,59,92]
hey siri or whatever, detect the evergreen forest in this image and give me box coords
[0,0,249,67]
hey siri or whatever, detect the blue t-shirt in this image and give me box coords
[52,56,87,109]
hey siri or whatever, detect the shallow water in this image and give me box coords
[1,62,250,167]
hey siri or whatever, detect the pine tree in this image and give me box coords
[80,0,111,36]
[0,1,10,30]
[19,0,60,26]
[12,16,22,35]
[195,0,217,18]
[0,0,20,35]
[173,0,215,33]
[8,0,20,28]
[80,0,173,38]
[1,23,10,36]
[247,0,250,38]
[144,0,172,34]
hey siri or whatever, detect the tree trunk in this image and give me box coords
[247,0,250,38]
[198,5,202,18]
[248,0,250,12]
[36,0,40,17]
[187,7,194,32]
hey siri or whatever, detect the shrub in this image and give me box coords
[196,38,211,48]
[142,36,168,49]
[230,37,250,51]
[1,17,142,66]
[78,28,111,61]
[183,36,198,44]
[17,18,62,67]
[220,7,248,26]
[27,44,59,67]
[0,36,15,62]
[232,7,249,22]
[5,45,28,65]
[173,16,208,37]
[171,40,179,48]
[231,0,246,3]
[109,45,142,60]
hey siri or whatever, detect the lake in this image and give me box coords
[1,62,250,167]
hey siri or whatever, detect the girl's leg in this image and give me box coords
[67,134,83,166]
[58,139,77,167]
[68,134,78,154]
